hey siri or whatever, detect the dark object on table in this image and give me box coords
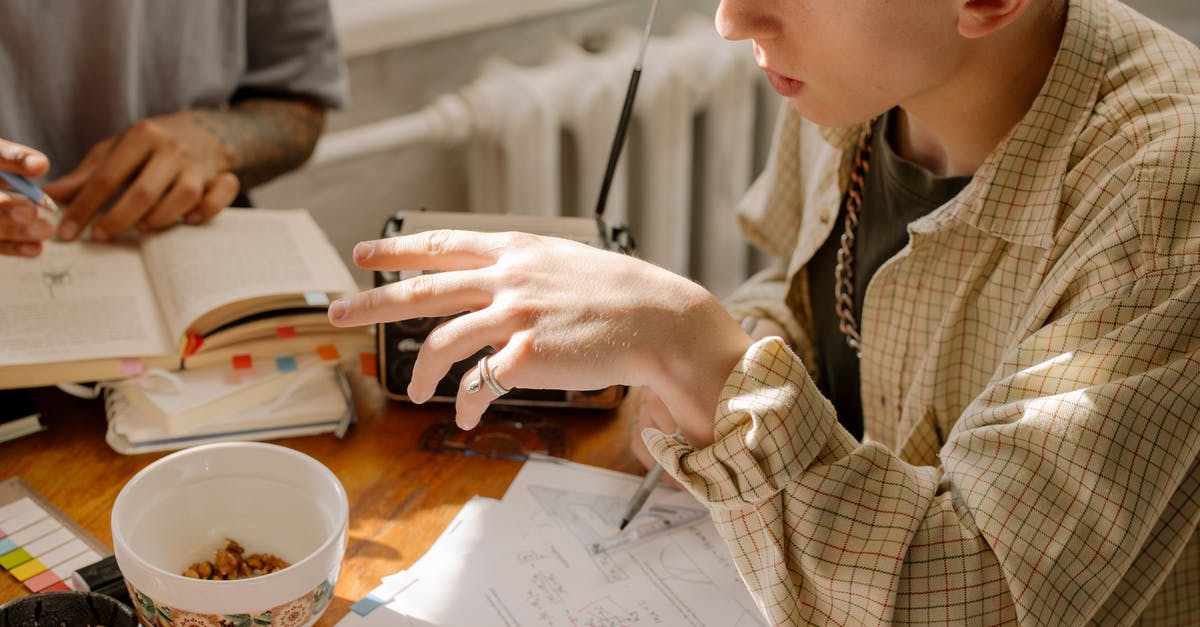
[0,390,44,445]
[0,590,136,627]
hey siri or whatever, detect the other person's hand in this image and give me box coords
[45,111,241,243]
[0,139,52,257]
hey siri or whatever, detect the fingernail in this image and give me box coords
[22,153,47,170]
[406,382,425,404]
[58,220,78,241]
[91,226,108,241]
[18,243,40,256]
[184,211,202,225]
[328,299,347,321]
[353,241,374,261]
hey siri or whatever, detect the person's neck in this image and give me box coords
[892,5,1068,177]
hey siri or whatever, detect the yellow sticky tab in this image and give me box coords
[10,557,45,581]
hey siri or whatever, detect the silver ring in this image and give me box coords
[477,354,510,396]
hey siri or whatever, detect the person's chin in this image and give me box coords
[787,98,877,129]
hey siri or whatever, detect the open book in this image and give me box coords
[0,208,366,388]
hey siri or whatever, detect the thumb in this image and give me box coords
[43,136,114,203]
[42,167,89,203]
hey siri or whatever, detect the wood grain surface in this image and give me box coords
[0,375,641,625]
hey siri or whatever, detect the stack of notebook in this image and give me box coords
[103,354,355,455]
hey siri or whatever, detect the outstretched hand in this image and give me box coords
[328,229,753,444]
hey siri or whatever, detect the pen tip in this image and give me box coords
[617,519,629,533]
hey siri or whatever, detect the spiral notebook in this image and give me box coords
[103,360,355,455]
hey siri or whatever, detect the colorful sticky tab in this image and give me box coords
[275,356,299,373]
[121,359,144,376]
[23,568,61,592]
[0,478,112,596]
[304,291,330,306]
[10,558,45,581]
[316,344,341,361]
[231,354,253,370]
[0,548,32,570]
[359,353,377,378]
[181,332,204,357]
[275,326,298,339]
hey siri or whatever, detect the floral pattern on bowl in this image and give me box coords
[127,579,334,627]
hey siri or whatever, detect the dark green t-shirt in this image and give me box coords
[805,111,971,439]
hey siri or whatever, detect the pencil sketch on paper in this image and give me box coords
[526,485,710,581]
[3,261,91,300]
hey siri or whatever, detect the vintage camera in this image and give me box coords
[374,210,629,409]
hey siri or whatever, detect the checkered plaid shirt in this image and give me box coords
[645,0,1200,624]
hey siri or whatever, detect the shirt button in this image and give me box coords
[819,207,833,224]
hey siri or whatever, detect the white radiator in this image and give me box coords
[309,14,761,296]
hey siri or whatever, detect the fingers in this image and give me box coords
[350,229,515,272]
[186,172,239,224]
[329,268,495,328]
[59,127,155,240]
[0,192,51,255]
[454,343,525,430]
[0,140,49,177]
[407,308,518,404]
[42,137,112,206]
[91,148,180,240]
[0,193,52,256]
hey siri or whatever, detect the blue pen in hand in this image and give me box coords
[0,170,61,214]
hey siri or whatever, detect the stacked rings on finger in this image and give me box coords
[468,354,510,396]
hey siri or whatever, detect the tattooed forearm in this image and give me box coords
[192,98,326,190]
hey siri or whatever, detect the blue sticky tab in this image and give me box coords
[0,537,16,555]
[349,593,391,617]
[275,356,298,373]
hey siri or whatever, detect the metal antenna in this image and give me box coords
[594,0,659,251]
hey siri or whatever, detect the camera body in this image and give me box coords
[374,210,625,409]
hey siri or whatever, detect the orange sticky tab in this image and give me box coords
[359,353,377,378]
[182,332,204,357]
[316,345,341,361]
[231,354,253,370]
[275,326,297,339]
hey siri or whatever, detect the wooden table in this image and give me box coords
[0,377,640,625]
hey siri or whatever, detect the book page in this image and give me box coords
[0,240,174,367]
[139,209,358,342]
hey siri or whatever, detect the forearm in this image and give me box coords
[192,98,326,190]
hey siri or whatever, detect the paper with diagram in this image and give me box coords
[338,456,767,627]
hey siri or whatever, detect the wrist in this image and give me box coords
[640,299,752,449]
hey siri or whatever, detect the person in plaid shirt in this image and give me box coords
[329,0,1199,623]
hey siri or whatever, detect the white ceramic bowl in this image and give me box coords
[112,442,348,627]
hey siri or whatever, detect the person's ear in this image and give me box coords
[957,0,1033,39]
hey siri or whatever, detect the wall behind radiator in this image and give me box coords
[252,0,777,288]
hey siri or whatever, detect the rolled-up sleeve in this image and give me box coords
[239,0,348,109]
